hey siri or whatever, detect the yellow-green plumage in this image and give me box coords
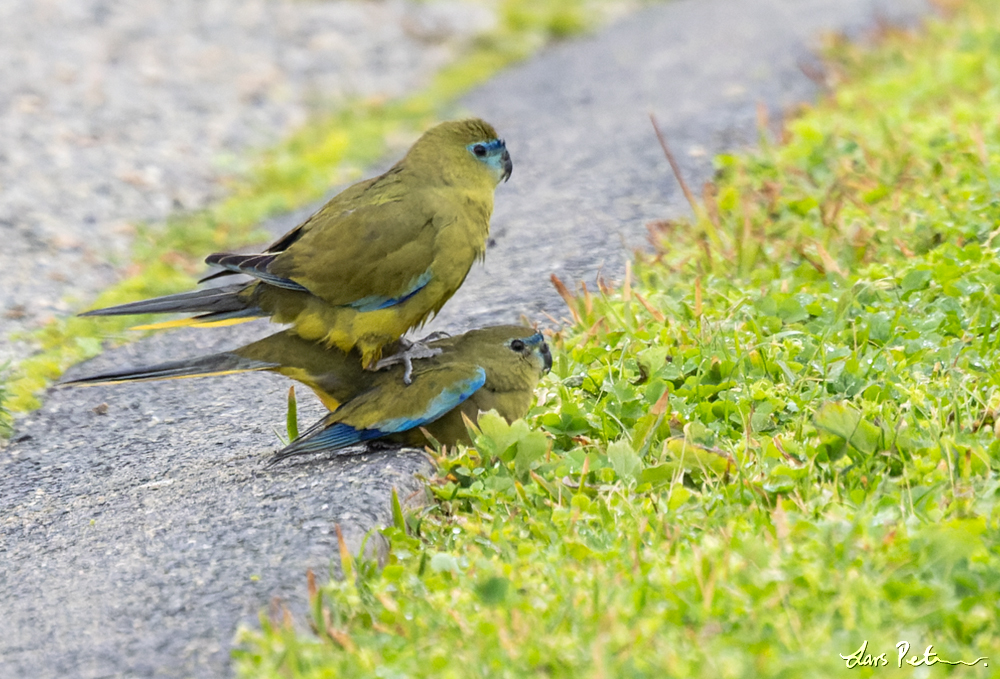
[81,119,512,369]
[60,330,373,411]
[271,325,551,462]
[61,325,551,461]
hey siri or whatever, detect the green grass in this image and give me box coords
[0,363,12,437]
[0,0,630,421]
[234,2,1000,676]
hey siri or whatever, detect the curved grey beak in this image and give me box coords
[540,341,552,373]
[501,149,512,182]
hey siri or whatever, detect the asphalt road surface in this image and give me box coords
[0,0,930,676]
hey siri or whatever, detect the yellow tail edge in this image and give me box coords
[66,368,264,387]
[131,317,256,331]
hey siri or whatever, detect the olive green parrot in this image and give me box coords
[61,325,552,461]
[81,119,513,369]
[270,326,551,464]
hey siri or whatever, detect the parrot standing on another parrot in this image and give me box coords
[80,119,513,370]
[61,325,552,462]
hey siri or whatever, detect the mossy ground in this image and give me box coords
[234,2,1000,677]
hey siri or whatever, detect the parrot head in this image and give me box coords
[441,325,551,395]
[407,118,513,187]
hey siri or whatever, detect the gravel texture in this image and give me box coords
[0,0,494,367]
[1,0,930,676]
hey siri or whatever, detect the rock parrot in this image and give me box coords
[270,325,551,464]
[81,119,513,369]
[61,325,552,461]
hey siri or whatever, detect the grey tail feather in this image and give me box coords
[205,251,276,266]
[59,353,279,387]
[198,252,277,283]
[204,252,279,277]
[79,283,251,317]
[198,268,239,284]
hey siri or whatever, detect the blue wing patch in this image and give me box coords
[273,367,486,460]
[376,368,485,433]
[347,270,432,312]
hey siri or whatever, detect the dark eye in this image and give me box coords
[473,144,487,157]
[510,339,525,352]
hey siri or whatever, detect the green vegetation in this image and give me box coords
[1,0,629,419]
[0,363,12,437]
[235,2,1000,677]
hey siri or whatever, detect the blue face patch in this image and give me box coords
[507,332,551,372]
[508,332,544,349]
[467,139,512,182]
[467,138,506,157]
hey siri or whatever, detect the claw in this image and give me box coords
[416,331,451,343]
[374,339,443,385]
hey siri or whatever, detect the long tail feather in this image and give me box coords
[60,352,279,387]
[198,269,239,284]
[267,419,378,466]
[131,308,262,330]
[80,283,252,318]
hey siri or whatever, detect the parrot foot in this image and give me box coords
[416,331,451,343]
[375,339,443,385]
